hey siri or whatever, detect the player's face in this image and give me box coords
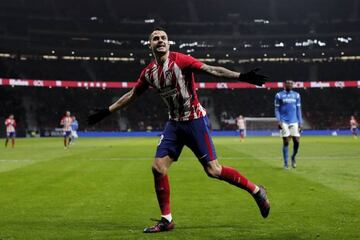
[285,81,293,91]
[66,111,70,117]
[149,30,170,55]
[9,115,14,119]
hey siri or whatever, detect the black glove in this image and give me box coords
[238,68,268,86]
[87,108,111,126]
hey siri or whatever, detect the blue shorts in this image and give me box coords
[6,132,16,138]
[156,116,217,165]
[351,127,358,134]
[64,131,71,138]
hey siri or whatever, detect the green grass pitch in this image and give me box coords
[0,136,359,240]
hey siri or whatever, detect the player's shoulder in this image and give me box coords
[171,51,195,62]
[143,59,156,70]
[170,51,183,58]
[292,90,301,97]
[276,90,285,96]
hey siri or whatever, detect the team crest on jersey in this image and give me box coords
[165,70,173,83]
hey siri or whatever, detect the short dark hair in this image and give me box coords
[148,27,167,41]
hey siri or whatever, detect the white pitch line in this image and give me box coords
[0,159,33,162]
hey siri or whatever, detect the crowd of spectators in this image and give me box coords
[1,86,358,137]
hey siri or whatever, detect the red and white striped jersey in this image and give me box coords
[134,52,206,121]
[350,119,358,128]
[5,118,16,132]
[61,116,73,131]
[237,118,246,129]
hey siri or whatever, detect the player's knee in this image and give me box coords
[204,164,221,178]
[152,161,168,177]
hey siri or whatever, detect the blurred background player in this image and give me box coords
[275,80,303,169]
[350,115,358,138]
[69,116,79,145]
[4,114,16,148]
[60,111,73,149]
[237,115,246,141]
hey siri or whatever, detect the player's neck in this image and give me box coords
[154,51,169,65]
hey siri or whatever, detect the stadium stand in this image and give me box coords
[0,0,359,136]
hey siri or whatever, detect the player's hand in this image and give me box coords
[278,122,283,130]
[238,68,268,86]
[299,125,303,133]
[87,108,111,125]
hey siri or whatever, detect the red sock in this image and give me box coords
[220,166,256,194]
[154,175,170,215]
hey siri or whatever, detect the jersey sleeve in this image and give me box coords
[274,93,281,121]
[296,93,301,107]
[296,94,303,124]
[176,52,204,70]
[133,68,150,96]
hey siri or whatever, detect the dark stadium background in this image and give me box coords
[0,0,359,137]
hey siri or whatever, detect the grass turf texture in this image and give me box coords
[0,136,359,240]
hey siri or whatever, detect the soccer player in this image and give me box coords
[4,114,16,148]
[60,111,73,149]
[350,115,358,138]
[237,115,246,141]
[69,116,79,145]
[88,28,270,233]
[274,80,303,169]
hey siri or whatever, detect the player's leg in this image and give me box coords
[289,123,301,168]
[63,131,67,148]
[152,156,173,220]
[291,137,300,168]
[5,136,9,147]
[280,123,290,169]
[11,134,15,148]
[185,116,270,218]
[204,160,270,218]
[204,160,258,193]
[352,128,358,138]
[282,137,290,169]
[65,131,71,148]
[144,121,182,233]
[240,129,245,141]
[71,131,78,143]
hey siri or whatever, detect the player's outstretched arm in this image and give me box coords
[87,88,138,126]
[200,64,268,86]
